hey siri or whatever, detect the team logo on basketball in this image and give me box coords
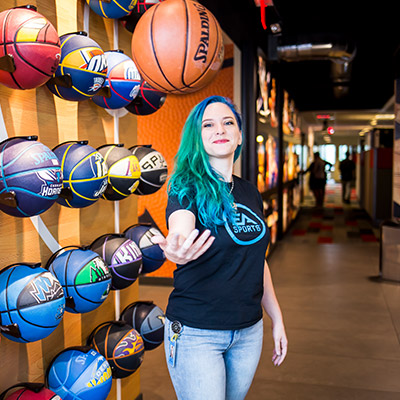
[89,77,105,92]
[75,257,111,285]
[37,169,63,197]
[80,50,107,73]
[86,356,112,388]
[114,331,144,358]
[16,17,47,42]
[26,272,64,304]
[112,241,142,264]
[140,152,168,171]
[225,204,266,245]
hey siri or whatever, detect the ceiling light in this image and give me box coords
[258,116,267,123]
[256,135,264,143]
[270,23,281,34]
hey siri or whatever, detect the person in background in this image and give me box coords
[339,151,356,204]
[152,95,287,400]
[305,152,332,207]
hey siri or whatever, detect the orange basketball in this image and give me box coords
[131,0,224,94]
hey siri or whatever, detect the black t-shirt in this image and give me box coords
[339,159,355,181]
[165,175,270,330]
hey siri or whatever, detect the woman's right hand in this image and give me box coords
[151,229,215,265]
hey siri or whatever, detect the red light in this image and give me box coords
[316,114,332,120]
[327,126,335,135]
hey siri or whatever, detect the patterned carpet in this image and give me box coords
[290,183,379,244]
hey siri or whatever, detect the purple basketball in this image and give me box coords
[89,234,142,290]
[0,136,62,217]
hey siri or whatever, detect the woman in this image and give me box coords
[152,96,287,400]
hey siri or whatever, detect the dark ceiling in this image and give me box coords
[200,0,400,113]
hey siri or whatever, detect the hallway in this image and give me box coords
[138,185,400,399]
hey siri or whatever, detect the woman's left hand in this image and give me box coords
[271,320,288,366]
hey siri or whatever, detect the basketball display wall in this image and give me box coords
[0,6,61,90]
[0,136,62,217]
[131,0,224,94]
[46,32,107,101]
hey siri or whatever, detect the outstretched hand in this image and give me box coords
[151,229,215,265]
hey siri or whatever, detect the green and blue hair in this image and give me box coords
[168,95,243,232]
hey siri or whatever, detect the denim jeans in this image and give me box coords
[164,317,263,400]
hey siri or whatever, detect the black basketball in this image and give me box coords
[88,321,145,378]
[129,145,168,195]
[125,81,166,116]
[89,234,142,290]
[120,301,165,350]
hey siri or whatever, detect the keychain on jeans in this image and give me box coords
[168,321,182,367]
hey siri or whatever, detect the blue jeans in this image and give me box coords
[164,318,263,400]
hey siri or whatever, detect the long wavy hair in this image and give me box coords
[168,95,243,232]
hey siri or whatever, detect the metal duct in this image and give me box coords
[277,42,356,98]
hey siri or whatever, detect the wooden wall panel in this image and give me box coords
[0,1,141,398]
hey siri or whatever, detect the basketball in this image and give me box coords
[124,224,166,273]
[130,145,168,195]
[89,234,142,290]
[97,144,141,200]
[46,346,112,400]
[0,136,62,217]
[0,6,61,90]
[0,263,65,343]
[46,32,107,101]
[87,0,138,19]
[53,141,108,208]
[120,301,165,350]
[125,80,167,116]
[46,246,112,314]
[88,321,145,378]
[0,383,61,400]
[92,51,141,109]
[131,0,224,93]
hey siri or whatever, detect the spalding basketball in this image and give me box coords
[92,51,141,109]
[46,246,112,314]
[46,32,107,101]
[0,263,65,343]
[0,136,62,217]
[124,224,166,273]
[87,0,138,19]
[130,145,168,195]
[120,301,165,350]
[125,80,166,116]
[0,383,61,400]
[0,6,61,90]
[88,321,145,378]
[97,144,141,200]
[89,234,142,290]
[53,141,108,208]
[47,346,112,400]
[131,0,224,93]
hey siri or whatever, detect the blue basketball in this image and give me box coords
[47,247,112,314]
[47,346,112,400]
[0,263,65,343]
[125,80,167,115]
[46,32,107,101]
[53,141,108,208]
[92,51,141,109]
[87,0,138,19]
[124,224,166,273]
[0,136,62,217]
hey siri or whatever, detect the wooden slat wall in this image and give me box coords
[0,1,141,398]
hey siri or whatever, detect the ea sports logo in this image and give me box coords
[225,204,266,245]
